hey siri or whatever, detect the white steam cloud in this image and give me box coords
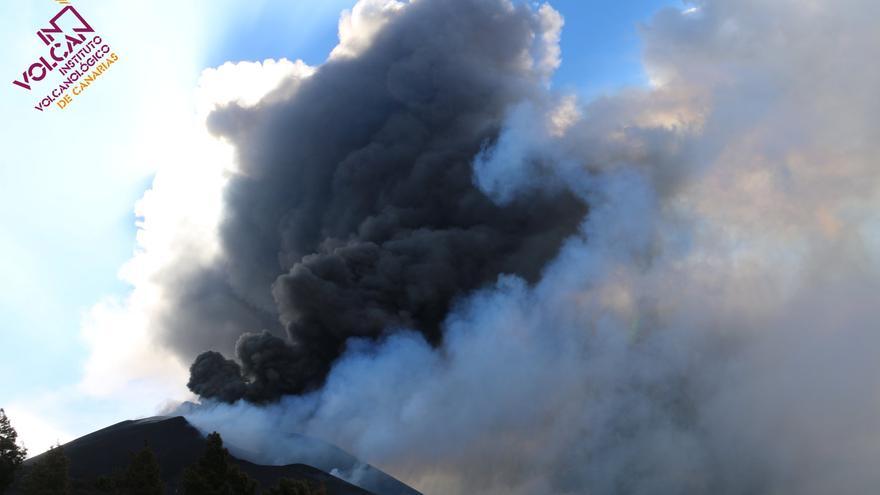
[79,58,315,398]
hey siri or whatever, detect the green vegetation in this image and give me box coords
[181,432,257,495]
[90,445,165,495]
[118,444,163,495]
[0,409,27,494]
[20,444,70,495]
[265,478,328,495]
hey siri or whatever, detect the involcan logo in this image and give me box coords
[12,2,120,111]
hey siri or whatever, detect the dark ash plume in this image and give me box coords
[183,0,586,402]
[187,351,246,403]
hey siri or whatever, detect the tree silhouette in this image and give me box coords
[20,444,70,495]
[117,443,163,495]
[265,478,328,495]
[181,432,256,495]
[0,409,27,493]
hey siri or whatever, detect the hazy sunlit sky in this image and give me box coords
[0,0,679,453]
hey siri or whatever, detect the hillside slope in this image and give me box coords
[11,416,417,494]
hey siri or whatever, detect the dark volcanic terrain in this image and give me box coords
[11,416,419,494]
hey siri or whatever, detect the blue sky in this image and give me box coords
[208,0,680,93]
[0,0,679,452]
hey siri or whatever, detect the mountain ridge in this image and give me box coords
[11,416,419,495]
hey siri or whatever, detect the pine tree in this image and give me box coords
[0,409,27,493]
[265,478,328,495]
[20,444,70,495]
[181,432,256,495]
[118,443,163,495]
[91,475,116,493]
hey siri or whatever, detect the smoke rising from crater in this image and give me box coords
[179,0,585,402]
[123,0,880,493]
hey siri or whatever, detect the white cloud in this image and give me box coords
[3,406,71,455]
[331,0,407,59]
[0,0,324,452]
[78,57,316,399]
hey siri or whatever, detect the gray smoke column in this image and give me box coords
[182,0,585,402]
[177,0,880,494]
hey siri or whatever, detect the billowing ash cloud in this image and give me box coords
[180,0,585,402]
[172,0,880,494]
